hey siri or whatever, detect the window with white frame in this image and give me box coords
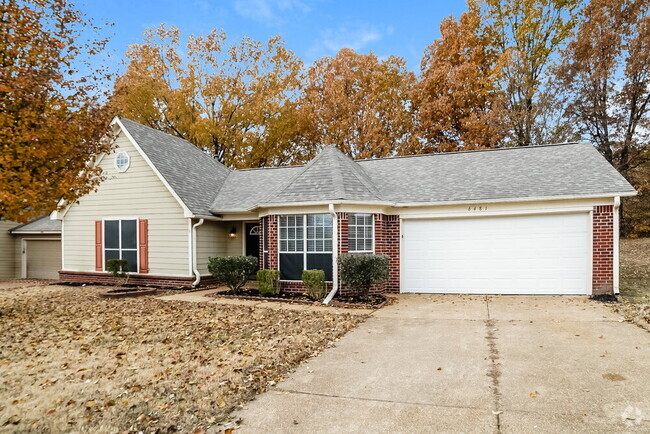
[279,214,333,280]
[104,219,138,272]
[349,213,373,253]
[114,151,130,172]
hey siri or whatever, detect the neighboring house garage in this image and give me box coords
[8,217,62,279]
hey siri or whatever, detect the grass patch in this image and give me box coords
[0,284,364,432]
[615,238,650,332]
[620,238,650,305]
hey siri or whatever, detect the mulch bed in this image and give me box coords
[210,288,388,309]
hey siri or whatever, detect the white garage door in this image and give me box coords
[402,213,589,294]
[25,240,62,279]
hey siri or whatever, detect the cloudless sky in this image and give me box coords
[78,0,468,74]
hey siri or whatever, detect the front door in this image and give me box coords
[245,222,260,259]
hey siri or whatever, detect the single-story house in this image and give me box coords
[0,217,62,279]
[52,117,636,295]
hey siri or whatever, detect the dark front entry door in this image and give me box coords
[245,222,260,259]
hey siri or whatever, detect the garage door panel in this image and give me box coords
[25,240,62,280]
[402,213,589,295]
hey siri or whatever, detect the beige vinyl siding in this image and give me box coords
[62,132,191,276]
[0,220,17,278]
[226,222,245,256]
[13,234,61,278]
[195,221,244,275]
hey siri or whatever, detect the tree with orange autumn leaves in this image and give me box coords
[112,25,307,169]
[0,0,113,223]
[556,0,650,235]
[415,1,507,152]
[3,0,649,234]
[297,48,417,159]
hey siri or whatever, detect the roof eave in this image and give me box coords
[9,230,61,235]
[391,191,637,208]
[245,199,393,211]
[213,191,636,214]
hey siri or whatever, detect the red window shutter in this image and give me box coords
[95,221,103,271]
[139,219,148,273]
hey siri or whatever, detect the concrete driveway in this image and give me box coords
[234,295,650,433]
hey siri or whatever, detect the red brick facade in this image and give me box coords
[260,213,401,295]
[62,206,618,295]
[375,214,401,293]
[592,205,615,295]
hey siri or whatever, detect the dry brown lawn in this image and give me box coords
[0,284,365,433]
[616,238,650,331]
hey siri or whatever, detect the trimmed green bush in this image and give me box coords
[257,269,280,295]
[106,259,130,286]
[302,269,327,301]
[339,254,389,297]
[208,256,258,293]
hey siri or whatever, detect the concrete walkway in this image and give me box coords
[232,294,650,433]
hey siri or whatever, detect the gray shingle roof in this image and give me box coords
[356,142,636,204]
[119,118,635,214]
[210,166,302,213]
[119,118,231,216]
[262,146,382,205]
[10,216,61,233]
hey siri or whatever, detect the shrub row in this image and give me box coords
[207,253,389,300]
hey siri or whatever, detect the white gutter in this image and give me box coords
[191,218,205,287]
[323,204,338,304]
[613,197,620,294]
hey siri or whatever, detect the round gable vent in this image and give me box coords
[114,151,130,172]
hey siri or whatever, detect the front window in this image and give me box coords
[279,214,333,280]
[104,219,138,272]
[349,214,373,253]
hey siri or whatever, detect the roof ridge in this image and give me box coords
[237,165,304,172]
[257,147,328,204]
[330,147,383,200]
[329,148,346,200]
[354,142,591,163]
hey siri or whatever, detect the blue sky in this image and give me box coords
[79,0,468,75]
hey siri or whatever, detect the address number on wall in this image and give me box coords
[468,206,488,211]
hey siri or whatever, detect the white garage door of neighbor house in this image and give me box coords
[402,213,590,295]
[25,240,62,279]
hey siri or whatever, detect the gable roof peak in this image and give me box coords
[258,145,382,206]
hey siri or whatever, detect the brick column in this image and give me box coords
[592,205,614,295]
[372,214,400,294]
[264,216,278,270]
[384,215,401,293]
[336,212,349,293]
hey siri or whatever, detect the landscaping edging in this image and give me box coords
[209,290,388,309]
[101,287,159,298]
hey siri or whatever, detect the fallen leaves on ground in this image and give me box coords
[0,284,365,432]
[615,239,650,331]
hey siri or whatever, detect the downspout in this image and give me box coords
[191,218,205,288]
[613,197,620,294]
[323,204,338,304]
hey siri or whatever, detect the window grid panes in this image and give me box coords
[115,152,130,172]
[279,214,333,280]
[104,219,138,272]
[279,215,303,252]
[349,214,373,252]
[307,214,333,252]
